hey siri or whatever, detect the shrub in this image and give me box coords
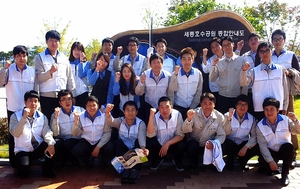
[0,117,8,145]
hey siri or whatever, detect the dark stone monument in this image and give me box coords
[110,10,254,92]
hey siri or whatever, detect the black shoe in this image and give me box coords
[60,160,68,169]
[86,157,94,170]
[226,164,234,171]
[121,169,131,183]
[13,168,20,176]
[42,169,56,178]
[150,159,164,170]
[72,159,80,169]
[189,162,198,171]
[129,169,139,184]
[172,159,184,171]
[281,175,290,186]
[290,159,297,169]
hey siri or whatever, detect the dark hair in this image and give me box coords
[221,36,234,45]
[248,32,261,40]
[154,38,167,46]
[123,100,138,111]
[254,41,273,66]
[235,94,249,106]
[85,95,99,105]
[209,37,221,47]
[102,37,114,46]
[180,47,194,59]
[58,89,73,100]
[271,29,286,40]
[120,63,137,96]
[200,92,216,104]
[13,45,28,56]
[127,37,139,46]
[158,96,171,107]
[95,52,110,69]
[69,42,85,62]
[262,97,280,109]
[149,53,163,65]
[24,90,39,101]
[45,30,60,41]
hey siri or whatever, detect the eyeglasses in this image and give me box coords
[259,49,271,54]
[237,102,248,107]
[272,37,284,42]
[60,97,72,102]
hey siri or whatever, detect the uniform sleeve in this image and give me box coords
[66,64,76,95]
[34,54,53,83]
[105,115,121,129]
[175,113,184,137]
[138,121,147,148]
[97,120,111,148]
[209,65,219,82]
[72,119,83,136]
[0,67,8,86]
[50,112,59,137]
[87,69,99,85]
[168,73,178,92]
[106,73,115,104]
[223,113,232,136]
[135,80,145,96]
[42,115,56,146]
[113,81,120,96]
[9,113,27,137]
[288,118,300,135]
[141,58,149,74]
[282,70,289,111]
[190,71,203,109]
[256,125,274,163]
[214,116,226,144]
[113,55,122,72]
[245,119,257,149]
[240,69,254,86]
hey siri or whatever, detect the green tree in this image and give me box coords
[84,39,101,61]
[38,18,76,57]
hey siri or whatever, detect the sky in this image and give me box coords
[0,0,297,52]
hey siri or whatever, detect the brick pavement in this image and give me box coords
[0,159,300,189]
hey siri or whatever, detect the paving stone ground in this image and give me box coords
[0,159,299,189]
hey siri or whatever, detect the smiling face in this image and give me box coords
[86,101,99,118]
[127,42,139,55]
[248,36,260,52]
[14,53,27,69]
[150,58,163,75]
[210,41,222,56]
[59,94,73,112]
[122,66,132,82]
[222,39,234,55]
[72,47,81,59]
[96,55,109,72]
[272,34,285,51]
[200,97,215,117]
[158,100,172,120]
[155,42,167,56]
[102,42,113,54]
[263,105,280,123]
[24,97,39,113]
[181,53,193,72]
[123,104,138,121]
[258,46,272,64]
[235,101,248,117]
[46,37,59,53]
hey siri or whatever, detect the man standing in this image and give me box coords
[209,36,248,114]
[34,30,75,122]
[154,38,175,74]
[0,45,35,173]
[168,47,203,120]
[113,36,148,76]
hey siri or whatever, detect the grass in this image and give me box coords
[1,96,300,159]
[0,144,8,158]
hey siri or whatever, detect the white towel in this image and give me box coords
[203,139,225,172]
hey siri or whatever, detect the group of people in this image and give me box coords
[1,28,300,186]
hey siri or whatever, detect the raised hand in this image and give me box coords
[115,72,121,82]
[54,107,60,119]
[187,109,195,121]
[242,62,251,71]
[174,65,180,75]
[117,46,123,55]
